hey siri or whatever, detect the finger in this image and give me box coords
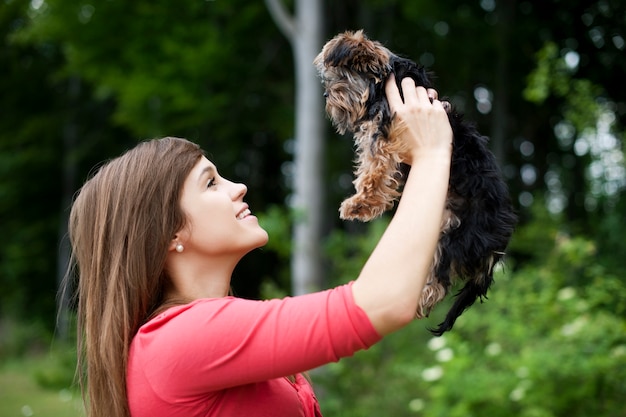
[385,74,403,108]
[431,99,451,117]
[400,77,417,103]
[415,86,431,104]
[426,88,438,102]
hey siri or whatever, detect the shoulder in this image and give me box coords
[138,297,247,334]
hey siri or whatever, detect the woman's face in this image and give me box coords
[176,156,269,258]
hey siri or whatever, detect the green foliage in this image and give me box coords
[33,344,77,391]
[524,42,567,104]
[315,219,626,417]
[256,205,295,296]
[1,0,136,325]
[16,0,294,139]
[0,0,63,322]
[0,355,83,417]
[506,199,561,267]
[1,0,294,321]
[524,42,603,133]
[324,216,388,282]
[0,318,52,360]
[258,205,294,260]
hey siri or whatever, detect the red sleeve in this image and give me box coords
[132,282,381,397]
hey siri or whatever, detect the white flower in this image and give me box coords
[436,347,454,362]
[408,398,425,412]
[485,342,502,356]
[58,389,73,402]
[576,300,589,313]
[516,366,529,379]
[611,345,626,358]
[561,316,587,336]
[427,336,447,351]
[421,366,444,382]
[557,287,576,301]
[509,387,525,402]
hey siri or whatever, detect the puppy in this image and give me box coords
[314,30,517,335]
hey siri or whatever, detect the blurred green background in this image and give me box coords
[1,0,625,416]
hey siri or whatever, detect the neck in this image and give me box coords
[165,252,239,301]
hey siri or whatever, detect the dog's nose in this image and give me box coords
[323,91,329,98]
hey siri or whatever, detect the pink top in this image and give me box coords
[127,283,381,416]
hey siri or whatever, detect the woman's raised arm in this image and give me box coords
[352,76,453,336]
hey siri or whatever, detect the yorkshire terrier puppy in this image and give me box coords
[314,30,517,335]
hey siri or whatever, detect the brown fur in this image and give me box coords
[314,31,411,221]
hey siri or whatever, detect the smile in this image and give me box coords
[236,208,251,220]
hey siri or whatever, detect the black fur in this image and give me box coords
[339,53,517,335]
[388,56,517,335]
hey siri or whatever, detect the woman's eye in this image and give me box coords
[207,178,217,189]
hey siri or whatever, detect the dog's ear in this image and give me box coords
[321,30,392,80]
[390,56,433,89]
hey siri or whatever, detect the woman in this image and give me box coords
[66,76,453,417]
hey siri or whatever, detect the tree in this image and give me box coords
[2,0,624,340]
[14,0,299,303]
[265,0,326,295]
[0,1,127,331]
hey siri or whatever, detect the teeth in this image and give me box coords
[237,209,251,220]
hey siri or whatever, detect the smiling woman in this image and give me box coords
[65,76,453,417]
[164,156,269,301]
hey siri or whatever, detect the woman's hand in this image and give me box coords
[385,75,453,164]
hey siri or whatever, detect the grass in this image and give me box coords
[0,356,84,417]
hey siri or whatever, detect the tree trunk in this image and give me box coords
[491,0,516,165]
[265,0,325,295]
[56,76,80,341]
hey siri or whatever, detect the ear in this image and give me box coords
[390,56,433,89]
[322,30,392,79]
[168,236,180,253]
[168,229,188,253]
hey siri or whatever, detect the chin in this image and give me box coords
[253,228,270,249]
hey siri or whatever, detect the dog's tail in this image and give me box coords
[428,270,495,336]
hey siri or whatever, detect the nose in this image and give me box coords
[231,181,247,200]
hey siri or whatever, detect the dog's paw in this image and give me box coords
[416,279,448,320]
[339,197,384,222]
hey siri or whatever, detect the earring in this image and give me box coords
[175,243,184,253]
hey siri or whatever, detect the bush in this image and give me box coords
[33,344,78,391]
[0,316,78,392]
[0,317,51,361]
[316,226,626,417]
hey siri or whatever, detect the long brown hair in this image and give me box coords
[65,137,204,417]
